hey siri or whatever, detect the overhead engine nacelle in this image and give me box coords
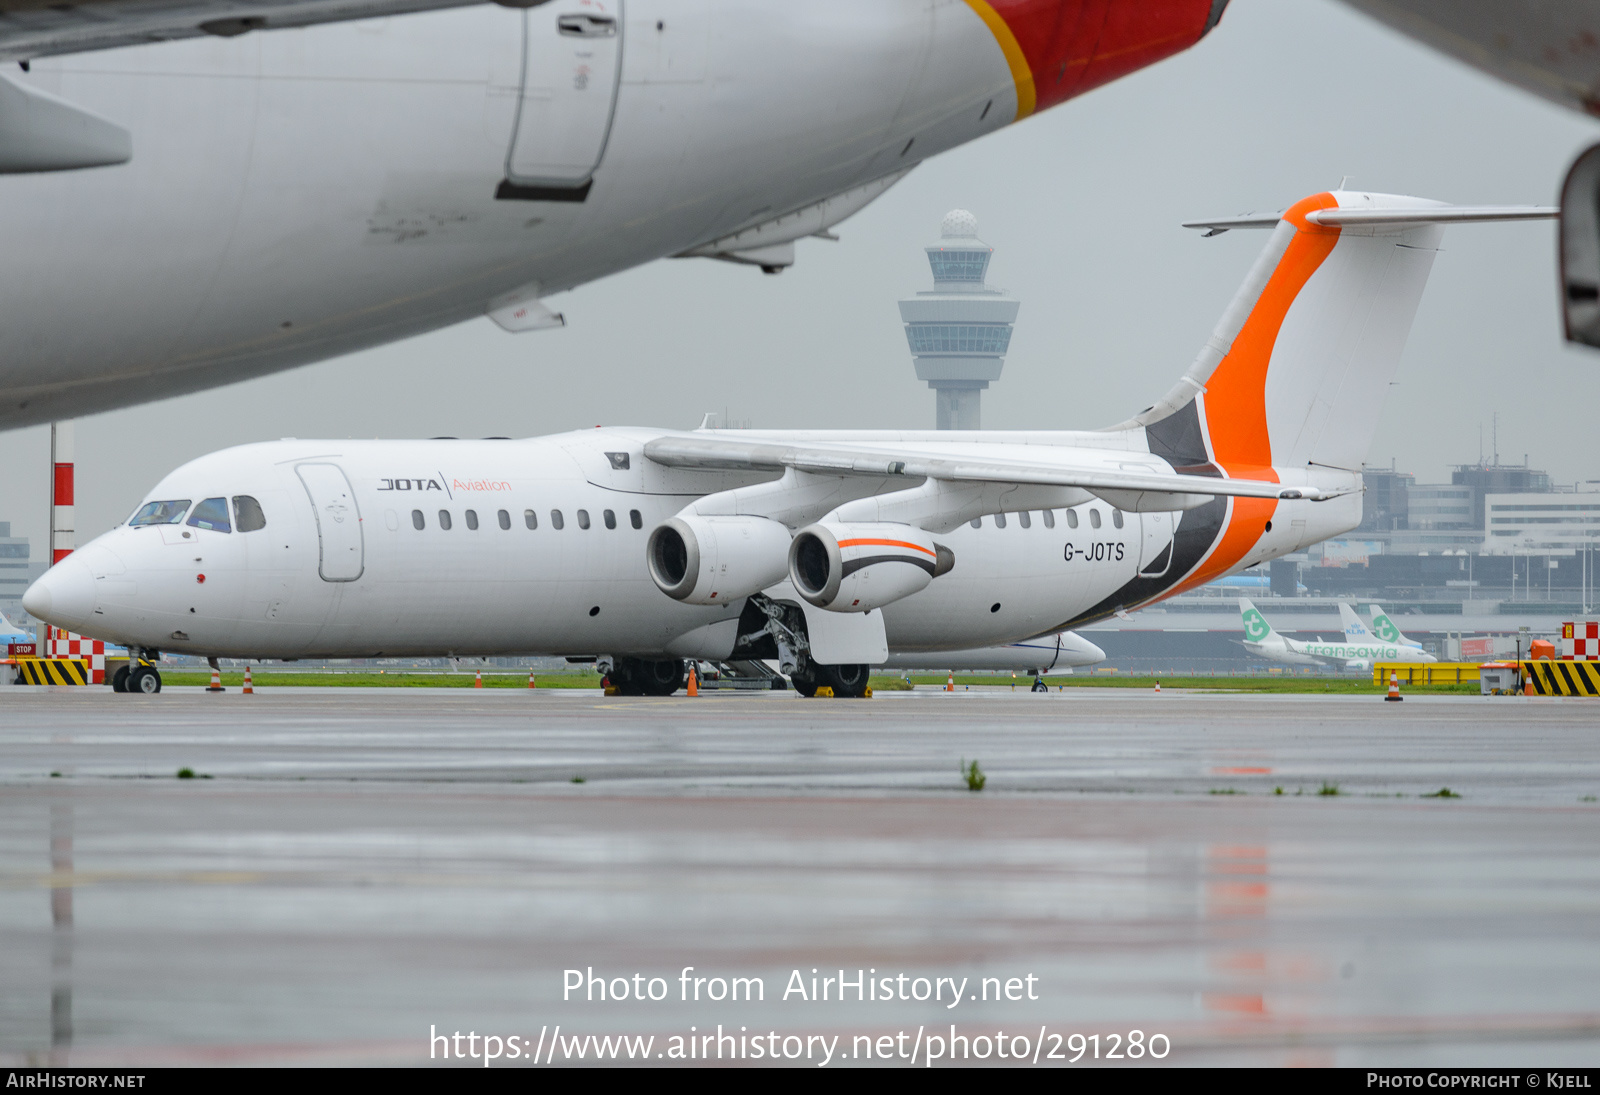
[647,515,793,605]
[788,521,953,613]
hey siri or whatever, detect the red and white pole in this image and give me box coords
[50,421,74,566]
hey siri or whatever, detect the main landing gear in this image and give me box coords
[602,657,685,697]
[789,661,870,699]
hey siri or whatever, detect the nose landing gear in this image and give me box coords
[128,665,162,693]
[114,650,162,694]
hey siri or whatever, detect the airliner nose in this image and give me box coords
[23,558,95,630]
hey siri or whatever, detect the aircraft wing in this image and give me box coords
[0,0,481,62]
[643,435,1338,504]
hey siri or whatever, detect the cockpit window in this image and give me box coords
[233,495,267,532]
[129,500,191,526]
[187,497,232,533]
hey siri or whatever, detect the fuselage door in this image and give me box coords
[296,463,364,582]
[506,1,623,189]
[1137,511,1173,577]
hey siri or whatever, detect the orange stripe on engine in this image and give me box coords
[1167,193,1343,596]
[837,538,937,556]
[963,0,1037,120]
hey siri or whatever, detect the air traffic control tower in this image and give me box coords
[899,209,1019,430]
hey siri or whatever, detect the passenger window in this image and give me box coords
[524,509,538,530]
[1066,510,1079,529]
[551,510,564,530]
[232,495,267,532]
[187,497,231,533]
[603,509,616,530]
[630,510,642,530]
[412,510,425,530]
[465,509,479,531]
[970,517,981,529]
[129,500,191,526]
[498,509,511,530]
[1042,510,1055,529]
[1112,510,1124,529]
[577,509,591,530]
[1089,509,1102,529]
[439,510,453,531]
[1019,511,1031,529]
[995,513,1007,529]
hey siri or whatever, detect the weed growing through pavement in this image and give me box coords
[1209,788,1241,795]
[961,759,986,792]
[176,768,195,779]
[1317,782,1341,796]
[1422,787,1461,799]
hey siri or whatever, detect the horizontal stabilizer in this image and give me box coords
[1185,205,1556,235]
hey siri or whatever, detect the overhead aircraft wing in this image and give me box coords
[0,0,482,62]
[642,434,1335,502]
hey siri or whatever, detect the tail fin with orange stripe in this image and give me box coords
[1122,190,1452,477]
[1087,190,1550,609]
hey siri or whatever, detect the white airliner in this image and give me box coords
[0,611,33,647]
[24,188,1535,694]
[883,631,1105,675]
[1240,598,1435,672]
[0,0,1229,428]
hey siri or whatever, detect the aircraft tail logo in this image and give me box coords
[1338,602,1374,640]
[1239,598,1273,642]
[1368,606,1406,644]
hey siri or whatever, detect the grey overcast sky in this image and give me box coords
[3,0,1598,556]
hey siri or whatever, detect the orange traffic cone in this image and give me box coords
[528,669,536,690]
[207,663,224,693]
[474,669,483,689]
[242,665,254,695]
[946,672,954,693]
[686,664,699,697]
[1385,672,1403,702]
[1155,680,1161,694]
[1523,675,1535,696]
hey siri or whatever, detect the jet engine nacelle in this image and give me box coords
[646,514,793,605]
[1563,141,1600,348]
[788,521,953,613]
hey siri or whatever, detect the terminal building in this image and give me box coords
[899,210,1018,430]
[0,522,44,626]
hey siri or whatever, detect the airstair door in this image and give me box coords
[296,463,364,582]
[1138,511,1173,577]
[505,1,623,189]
